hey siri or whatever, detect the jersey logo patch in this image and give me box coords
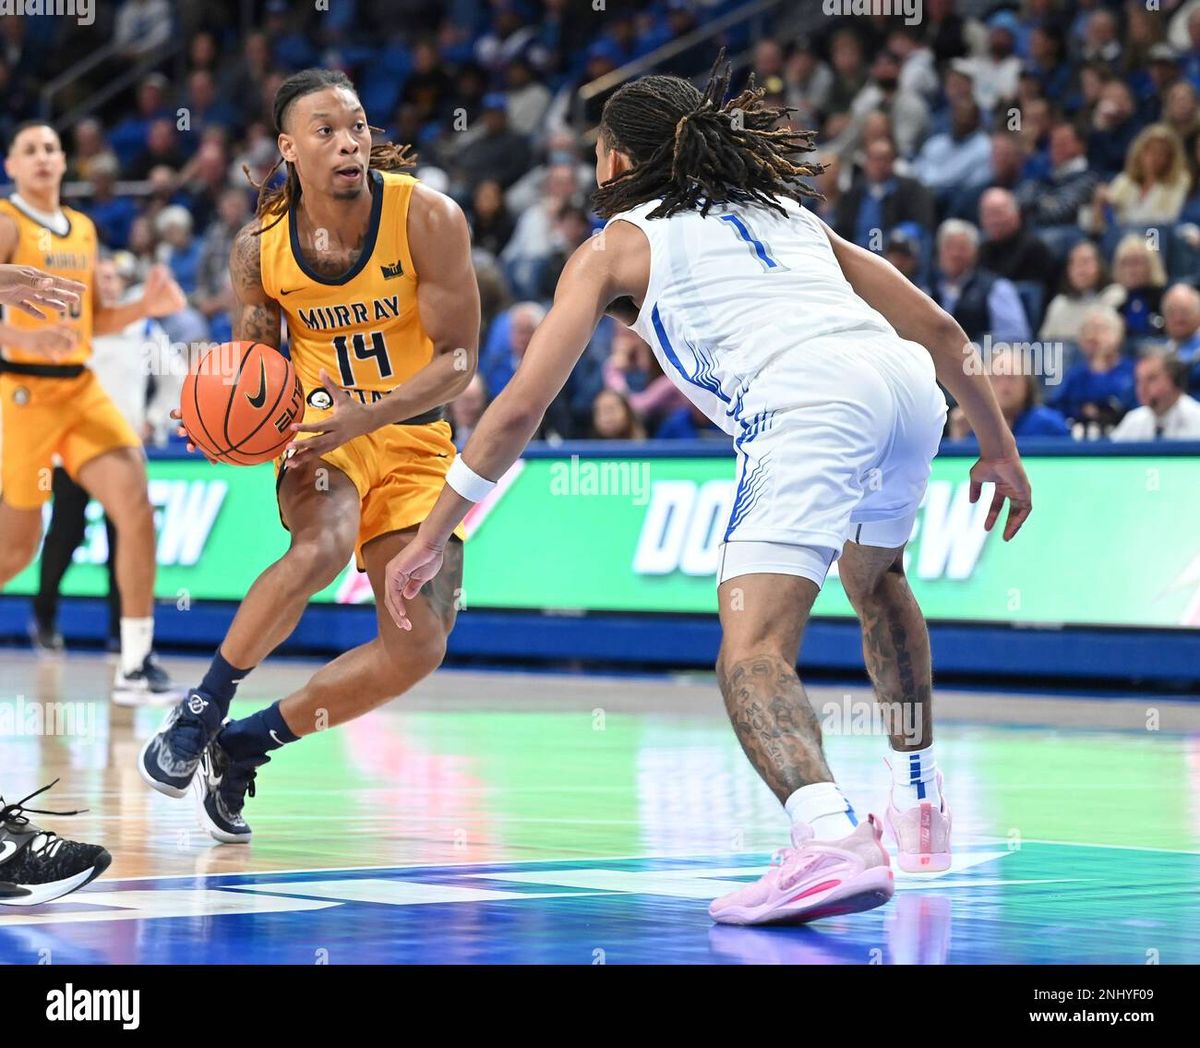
[380,258,404,280]
[306,388,334,411]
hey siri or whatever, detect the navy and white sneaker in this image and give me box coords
[192,738,268,844]
[0,781,111,907]
[113,652,184,707]
[138,691,225,798]
[28,619,65,657]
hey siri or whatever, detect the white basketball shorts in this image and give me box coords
[716,332,948,587]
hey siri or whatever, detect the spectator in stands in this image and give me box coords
[955,11,1022,112]
[884,226,923,284]
[504,55,552,139]
[834,136,935,251]
[218,31,272,129]
[911,97,991,207]
[1016,121,1101,228]
[846,48,928,159]
[115,0,173,59]
[1088,78,1143,176]
[1165,81,1200,178]
[784,37,833,129]
[481,301,545,397]
[887,25,939,103]
[154,205,202,297]
[826,28,868,117]
[921,0,974,66]
[501,162,581,299]
[180,70,239,148]
[1081,7,1122,71]
[1039,240,1124,343]
[470,179,516,258]
[1110,350,1200,439]
[948,345,1071,439]
[450,374,489,451]
[403,38,454,126]
[1084,124,1189,231]
[128,118,185,180]
[932,218,1031,342]
[84,155,137,251]
[536,202,593,300]
[1105,233,1168,337]
[193,186,248,343]
[1160,282,1200,362]
[108,73,171,171]
[809,152,842,224]
[590,389,645,441]
[948,129,1028,220]
[69,118,115,182]
[453,92,533,195]
[1049,305,1137,431]
[1026,23,1071,105]
[504,128,593,214]
[603,325,687,432]
[978,187,1059,313]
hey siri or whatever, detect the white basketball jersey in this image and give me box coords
[606,197,899,435]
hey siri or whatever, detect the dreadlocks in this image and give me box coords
[249,68,415,234]
[593,52,823,221]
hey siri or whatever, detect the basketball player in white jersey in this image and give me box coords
[385,61,1032,925]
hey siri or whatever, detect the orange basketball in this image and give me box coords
[180,341,304,465]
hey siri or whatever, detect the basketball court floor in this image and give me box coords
[2,652,1198,964]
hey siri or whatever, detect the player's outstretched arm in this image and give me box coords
[94,263,187,334]
[822,221,1031,540]
[382,235,621,630]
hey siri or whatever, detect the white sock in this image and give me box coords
[784,782,859,841]
[120,617,154,675]
[890,744,942,811]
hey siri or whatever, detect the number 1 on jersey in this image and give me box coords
[332,331,394,387]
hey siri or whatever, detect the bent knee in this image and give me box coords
[283,539,352,593]
[381,628,447,683]
[716,647,795,687]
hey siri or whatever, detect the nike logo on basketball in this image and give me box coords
[0,840,19,863]
[246,358,268,409]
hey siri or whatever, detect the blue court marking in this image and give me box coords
[2,842,1196,965]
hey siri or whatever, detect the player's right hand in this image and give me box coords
[969,453,1032,541]
[170,406,217,463]
[0,264,86,319]
[24,324,79,360]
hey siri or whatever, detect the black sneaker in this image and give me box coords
[27,619,65,657]
[0,781,111,907]
[192,738,268,844]
[113,652,184,707]
[137,691,225,798]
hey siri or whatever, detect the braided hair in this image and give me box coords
[593,52,823,221]
[250,68,415,234]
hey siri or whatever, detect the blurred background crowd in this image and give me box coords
[4,0,1200,447]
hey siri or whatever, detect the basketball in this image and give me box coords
[180,341,304,465]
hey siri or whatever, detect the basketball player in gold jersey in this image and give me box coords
[0,121,187,704]
[139,69,480,842]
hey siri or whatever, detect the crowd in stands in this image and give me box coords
[5,0,1200,445]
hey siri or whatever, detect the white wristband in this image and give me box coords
[446,456,497,503]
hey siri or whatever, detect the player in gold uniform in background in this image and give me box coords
[139,70,480,842]
[0,122,187,703]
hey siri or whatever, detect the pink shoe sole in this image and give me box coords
[712,865,895,926]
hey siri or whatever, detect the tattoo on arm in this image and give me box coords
[230,222,282,348]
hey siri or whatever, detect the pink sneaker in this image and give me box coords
[884,770,952,872]
[709,815,894,926]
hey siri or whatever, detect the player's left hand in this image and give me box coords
[284,368,375,468]
[0,264,86,319]
[141,264,187,317]
[383,537,445,632]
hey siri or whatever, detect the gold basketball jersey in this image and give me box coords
[0,197,96,366]
[259,170,434,403]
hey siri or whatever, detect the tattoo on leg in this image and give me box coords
[717,654,833,803]
[419,539,463,630]
[858,576,932,750]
